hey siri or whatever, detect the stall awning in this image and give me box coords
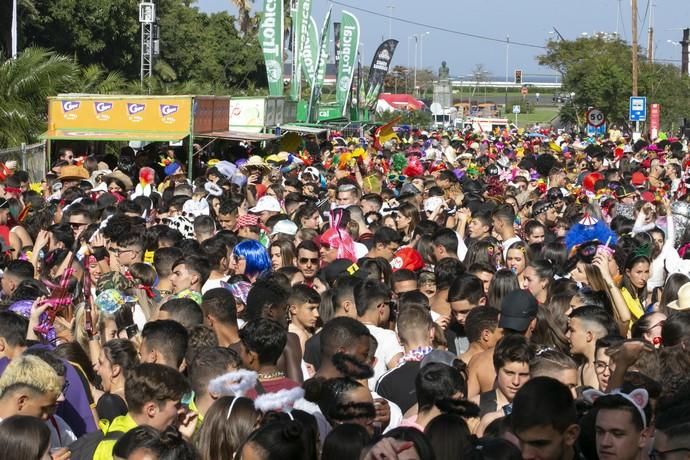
[197,130,280,142]
[280,124,328,135]
[40,129,189,142]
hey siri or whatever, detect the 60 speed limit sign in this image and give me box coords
[587,108,605,127]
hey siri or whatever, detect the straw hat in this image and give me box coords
[58,165,89,182]
[668,282,690,311]
[240,155,270,174]
[104,170,133,191]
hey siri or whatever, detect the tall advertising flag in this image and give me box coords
[364,39,399,109]
[259,0,284,96]
[290,0,313,101]
[335,11,360,114]
[333,22,341,67]
[301,17,319,88]
[307,7,332,121]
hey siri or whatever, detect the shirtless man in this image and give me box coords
[467,291,537,397]
[565,306,612,389]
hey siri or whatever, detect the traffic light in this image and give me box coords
[514,70,522,84]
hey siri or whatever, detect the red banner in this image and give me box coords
[650,103,661,139]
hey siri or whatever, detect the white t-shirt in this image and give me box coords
[201,276,230,295]
[366,324,404,391]
[502,236,522,260]
[354,242,368,259]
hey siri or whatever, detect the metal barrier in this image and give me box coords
[0,142,47,182]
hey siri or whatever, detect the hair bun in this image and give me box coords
[282,421,303,441]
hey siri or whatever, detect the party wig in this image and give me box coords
[233,240,272,277]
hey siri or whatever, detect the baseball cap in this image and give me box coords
[499,290,539,332]
[420,350,458,368]
[631,171,646,187]
[270,219,298,236]
[249,195,281,214]
[390,247,425,272]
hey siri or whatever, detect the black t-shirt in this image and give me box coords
[303,330,322,369]
[375,361,421,414]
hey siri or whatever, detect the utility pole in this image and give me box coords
[631,0,638,96]
[505,35,510,115]
[413,35,418,97]
[646,2,654,62]
[682,29,690,76]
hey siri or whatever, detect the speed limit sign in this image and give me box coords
[587,108,605,127]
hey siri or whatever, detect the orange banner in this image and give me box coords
[48,96,193,135]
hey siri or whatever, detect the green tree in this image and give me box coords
[539,37,632,126]
[21,0,140,78]
[77,65,128,94]
[0,48,77,147]
[156,0,265,92]
[538,36,690,130]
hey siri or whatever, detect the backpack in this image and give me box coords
[68,428,125,460]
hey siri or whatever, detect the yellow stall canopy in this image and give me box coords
[41,95,193,142]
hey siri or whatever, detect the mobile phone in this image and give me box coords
[124,324,139,339]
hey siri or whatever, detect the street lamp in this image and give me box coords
[407,35,415,94]
[419,31,430,70]
[412,32,429,98]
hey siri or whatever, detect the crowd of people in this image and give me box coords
[0,124,690,460]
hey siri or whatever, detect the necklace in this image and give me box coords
[258,370,285,380]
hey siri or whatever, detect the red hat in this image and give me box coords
[582,172,604,193]
[631,171,647,187]
[640,191,655,202]
[390,247,425,272]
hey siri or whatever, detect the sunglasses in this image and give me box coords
[299,257,319,265]
[577,241,599,263]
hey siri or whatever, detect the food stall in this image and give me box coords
[41,94,237,179]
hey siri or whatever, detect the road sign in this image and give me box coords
[587,122,607,137]
[587,108,605,127]
[629,96,647,121]
[512,105,521,114]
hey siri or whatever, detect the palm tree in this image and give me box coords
[0,47,77,148]
[229,0,254,35]
[78,65,128,94]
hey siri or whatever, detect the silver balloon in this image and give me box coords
[671,201,690,248]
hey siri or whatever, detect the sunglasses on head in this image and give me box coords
[577,241,599,264]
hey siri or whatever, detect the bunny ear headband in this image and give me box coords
[253,387,305,420]
[583,388,649,429]
[208,369,258,398]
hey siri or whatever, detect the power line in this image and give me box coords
[327,0,547,50]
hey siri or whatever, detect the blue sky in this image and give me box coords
[197,0,690,80]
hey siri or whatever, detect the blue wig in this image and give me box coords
[565,215,618,254]
[233,240,271,277]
